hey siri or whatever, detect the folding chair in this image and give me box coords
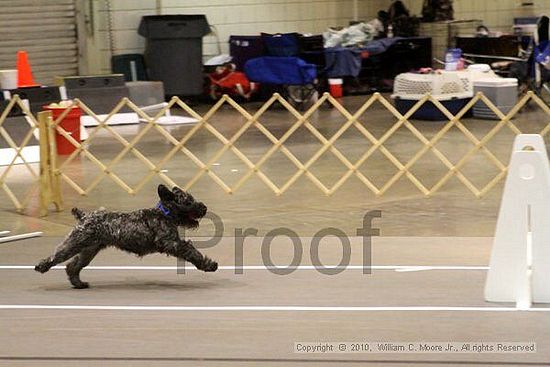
[533,15,550,104]
[244,56,318,109]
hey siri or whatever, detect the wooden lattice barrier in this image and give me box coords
[1,91,550,216]
[0,96,41,213]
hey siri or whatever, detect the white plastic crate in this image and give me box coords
[393,72,472,101]
[392,66,498,100]
[391,66,501,120]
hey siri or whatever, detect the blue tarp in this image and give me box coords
[324,48,363,78]
[324,37,404,77]
[363,37,404,55]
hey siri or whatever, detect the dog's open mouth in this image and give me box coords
[187,213,201,226]
[188,212,201,220]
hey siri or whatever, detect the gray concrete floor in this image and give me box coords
[1,237,549,366]
[1,95,550,365]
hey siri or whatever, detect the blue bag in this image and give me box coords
[261,33,300,57]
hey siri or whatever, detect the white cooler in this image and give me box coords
[473,78,518,120]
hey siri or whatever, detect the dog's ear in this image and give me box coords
[172,186,184,194]
[158,184,175,202]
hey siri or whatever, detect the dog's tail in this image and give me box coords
[71,207,86,222]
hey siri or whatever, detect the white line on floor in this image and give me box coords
[0,305,547,312]
[393,266,489,272]
[0,265,490,271]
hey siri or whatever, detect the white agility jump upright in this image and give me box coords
[485,134,550,309]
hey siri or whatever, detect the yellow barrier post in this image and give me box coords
[38,110,62,216]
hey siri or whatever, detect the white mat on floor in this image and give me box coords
[139,115,198,125]
[81,113,140,127]
[0,146,40,166]
[82,113,197,127]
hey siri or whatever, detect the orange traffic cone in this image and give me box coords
[16,51,40,88]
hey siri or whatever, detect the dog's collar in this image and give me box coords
[156,202,171,217]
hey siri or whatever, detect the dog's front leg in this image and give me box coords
[164,239,218,272]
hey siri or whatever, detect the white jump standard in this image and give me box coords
[485,134,550,309]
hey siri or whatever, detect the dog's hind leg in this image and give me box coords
[65,246,101,289]
[35,229,95,274]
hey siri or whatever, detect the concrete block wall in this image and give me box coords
[87,0,385,75]
[396,0,550,33]
[359,0,389,21]
[85,1,550,75]
[371,0,550,64]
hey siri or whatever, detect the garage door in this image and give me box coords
[0,0,78,85]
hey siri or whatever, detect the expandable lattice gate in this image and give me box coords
[1,91,550,216]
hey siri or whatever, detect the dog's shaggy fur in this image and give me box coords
[35,185,218,288]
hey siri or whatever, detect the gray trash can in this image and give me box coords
[138,15,210,96]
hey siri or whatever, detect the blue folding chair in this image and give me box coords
[244,56,318,109]
[533,15,550,104]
